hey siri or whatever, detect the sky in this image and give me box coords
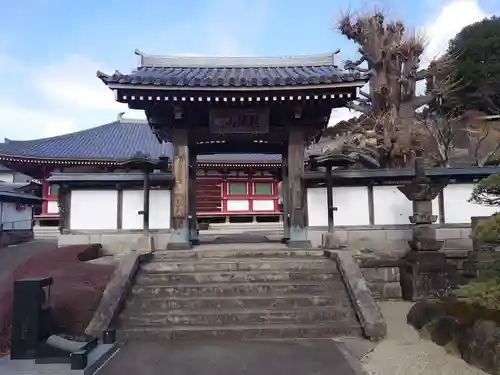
[0,0,496,140]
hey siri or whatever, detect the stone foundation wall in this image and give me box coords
[358,258,402,300]
[308,226,472,252]
[356,249,471,301]
[0,229,34,247]
[58,231,172,255]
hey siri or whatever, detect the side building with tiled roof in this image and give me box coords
[0,114,285,228]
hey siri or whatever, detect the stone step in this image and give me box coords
[134,270,339,285]
[130,281,339,298]
[119,306,355,327]
[124,294,349,311]
[153,249,325,260]
[141,259,333,273]
[118,322,363,341]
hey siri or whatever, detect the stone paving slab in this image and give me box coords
[0,343,118,375]
[97,340,364,375]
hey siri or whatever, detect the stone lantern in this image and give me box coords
[398,157,453,301]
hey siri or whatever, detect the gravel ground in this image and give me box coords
[362,301,488,375]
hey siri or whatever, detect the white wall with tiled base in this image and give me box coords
[58,182,496,253]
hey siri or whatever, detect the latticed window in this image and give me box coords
[228,182,247,195]
[254,182,272,195]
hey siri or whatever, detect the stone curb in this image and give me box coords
[85,252,152,337]
[325,250,387,341]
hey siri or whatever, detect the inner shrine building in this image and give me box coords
[97,51,367,249]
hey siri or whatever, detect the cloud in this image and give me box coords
[0,0,491,142]
[34,55,124,112]
[422,0,489,63]
[0,0,271,141]
[0,98,76,139]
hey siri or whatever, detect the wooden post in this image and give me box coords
[326,165,334,233]
[287,124,311,248]
[142,170,150,235]
[188,150,199,245]
[321,165,341,249]
[281,150,290,243]
[167,128,191,250]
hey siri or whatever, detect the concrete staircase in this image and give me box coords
[33,226,60,240]
[116,243,362,341]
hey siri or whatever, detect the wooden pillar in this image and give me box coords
[281,150,290,243]
[142,169,150,235]
[321,165,341,249]
[188,150,199,245]
[57,185,71,234]
[326,165,334,233]
[167,128,192,250]
[287,124,311,248]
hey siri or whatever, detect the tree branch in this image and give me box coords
[412,95,434,109]
[416,69,427,81]
[359,90,372,100]
[346,102,371,114]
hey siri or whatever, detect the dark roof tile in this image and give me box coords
[0,121,170,159]
[0,120,281,163]
[97,52,368,88]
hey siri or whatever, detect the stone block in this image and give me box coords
[460,227,472,239]
[400,252,455,301]
[58,234,91,246]
[136,234,155,253]
[334,252,387,341]
[362,267,400,283]
[443,238,473,250]
[321,233,343,249]
[436,228,462,240]
[100,233,141,255]
[367,282,402,300]
[153,232,171,249]
[307,230,323,248]
[346,230,387,251]
[385,229,412,241]
[89,234,104,244]
[85,253,146,337]
[333,230,348,243]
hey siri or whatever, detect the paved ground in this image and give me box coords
[361,301,488,375]
[0,239,58,284]
[97,340,364,375]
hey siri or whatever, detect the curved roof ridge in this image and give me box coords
[135,48,341,68]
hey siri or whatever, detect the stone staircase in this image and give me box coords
[116,243,363,341]
[33,225,60,240]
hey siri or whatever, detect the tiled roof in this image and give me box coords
[97,51,367,88]
[0,121,171,159]
[0,120,281,163]
[0,184,41,203]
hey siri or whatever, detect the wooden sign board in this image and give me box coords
[209,108,269,134]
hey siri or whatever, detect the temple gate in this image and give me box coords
[98,51,368,249]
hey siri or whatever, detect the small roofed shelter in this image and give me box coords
[97,50,369,249]
[0,184,41,246]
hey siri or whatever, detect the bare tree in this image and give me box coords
[466,113,500,167]
[323,9,460,168]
